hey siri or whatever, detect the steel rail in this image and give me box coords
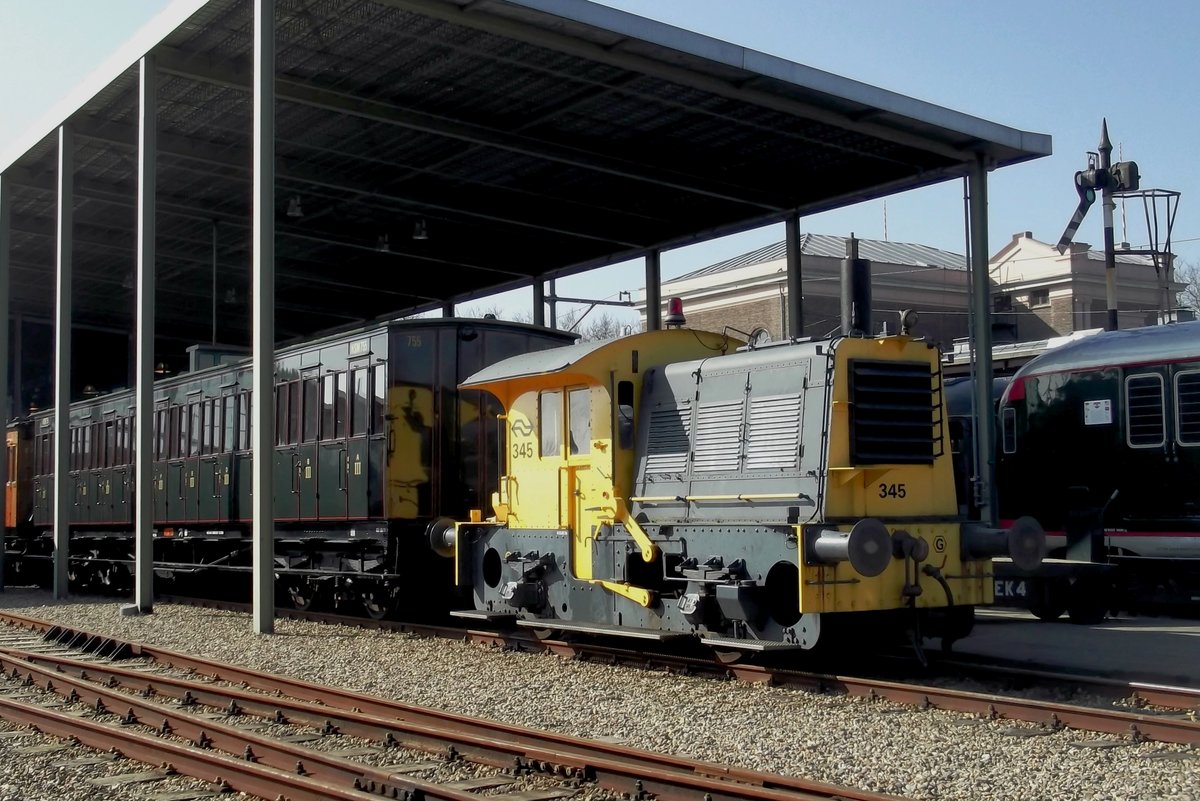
[2,608,1199,750]
[0,645,895,801]
[0,648,485,801]
[0,693,391,801]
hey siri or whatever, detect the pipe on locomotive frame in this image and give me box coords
[840,235,870,336]
[133,55,157,614]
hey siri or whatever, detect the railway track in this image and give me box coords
[0,611,909,801]
[158,598,1200,734]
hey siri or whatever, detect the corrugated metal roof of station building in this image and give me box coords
[672,233,967,282]
[0,0,1049,351]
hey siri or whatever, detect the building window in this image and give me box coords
[1028,288,1050,307]
[993,294,1013,312]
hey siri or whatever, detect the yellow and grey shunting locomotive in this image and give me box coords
[439,302,1044,652]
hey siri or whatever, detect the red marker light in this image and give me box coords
[664,297,686,327]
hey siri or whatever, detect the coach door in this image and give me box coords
[196,397,232,523]
[317,372,349,519]
[71,426,90,524]
[293,376,319,521]
[345,366,379,519]
[1123,368,1175,530]
[111,417,132,525]
[153,407,170,521]
[273,381,301,521]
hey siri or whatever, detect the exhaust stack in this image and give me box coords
[840,235,872,336]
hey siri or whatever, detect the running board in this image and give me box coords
[515,618,688,641]
[450,609,517,624]
[700,636,809,652]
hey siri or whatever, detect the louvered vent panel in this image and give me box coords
[643,408,691,474]
[1178,373,1200,445]
[746,394,801,470]
[693,400,743,473]
[849,360,935,465]
[1126,375,1165,447]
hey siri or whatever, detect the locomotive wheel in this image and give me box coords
[1028,579,1068,621]
[361,585,396,620]
[287,581,320,611]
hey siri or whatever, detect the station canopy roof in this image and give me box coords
[0,0,1050,347]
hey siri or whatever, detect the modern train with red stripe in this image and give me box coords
[963,321,1200,615]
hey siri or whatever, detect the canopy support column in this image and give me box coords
[645,251,662,331]
[251,0,276,634]
[133,55,157,614]
[785,213,803,338]
[53,126,74,599]
[532,281,545,327]
[968,157,996,526]
[0,173,10,591]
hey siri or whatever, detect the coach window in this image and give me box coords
[335,373,348,438]
[372,364,387,434]
[1176,371,1200,446]
[1125,373,1165,448]
[321,375,336,440]
[223,396,236,453]
[350,369,369,437]
[238,392,251,451]
[1001,407,1017,454]
[303,378,320,443]
[288,382,303,445]
[539,391,562,458]
[569,388,590,455]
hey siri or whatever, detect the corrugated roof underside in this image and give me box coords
[2,0,1047,348]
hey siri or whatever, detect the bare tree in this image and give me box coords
[462,304,532,324]
[1176,258,1200,313]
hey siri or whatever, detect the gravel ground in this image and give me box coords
[0,590,1196,801]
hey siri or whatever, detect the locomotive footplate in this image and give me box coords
[450,609,517,624]
[514,619,689,641]
[699,636,809,653]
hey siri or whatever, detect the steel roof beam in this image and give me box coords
[153,47,787,212]
[373,0,980,165]
[58,118,651,250]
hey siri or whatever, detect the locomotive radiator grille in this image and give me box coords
[848,360,936,465]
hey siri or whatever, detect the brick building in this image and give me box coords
[636,231,1185,347]
[988,231,1183,341]
[636,234,972,349]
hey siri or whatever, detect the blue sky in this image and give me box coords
[1,0,1196,326]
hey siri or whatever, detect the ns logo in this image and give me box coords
[511,418,534,437]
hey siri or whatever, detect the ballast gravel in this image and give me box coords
[0,590,1195,801]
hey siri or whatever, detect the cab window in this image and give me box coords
[539,391,561,458]
[569,388,590,455]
